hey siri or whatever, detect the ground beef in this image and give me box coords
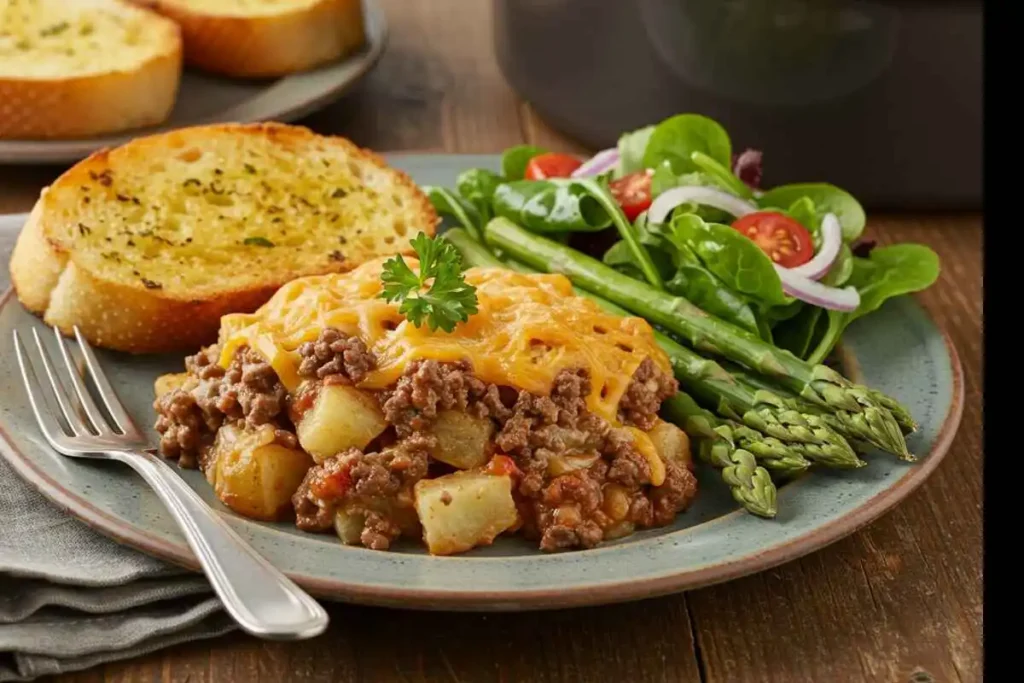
[154,346,291,466]
[380,360,512,435]
[297,328,375,383]
[618,358,678,430]
[651,459,699,526]
[153,386,208,469]
[292,434,433,550]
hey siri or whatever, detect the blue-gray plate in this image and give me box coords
[0,155,964,611]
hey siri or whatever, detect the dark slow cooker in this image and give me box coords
[494,0,981,209]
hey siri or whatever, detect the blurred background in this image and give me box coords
[0,0,982,211]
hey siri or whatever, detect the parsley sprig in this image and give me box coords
[379,233,479,333]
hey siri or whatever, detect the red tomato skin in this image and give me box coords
[609,171,653,221]
[524,153,582,180]
[731,211,814,268]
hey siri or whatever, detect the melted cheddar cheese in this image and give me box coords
[217,259,671,423]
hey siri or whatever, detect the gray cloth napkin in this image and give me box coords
[0,217,235,682]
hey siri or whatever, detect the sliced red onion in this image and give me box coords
[776,268,860,311]
[648,186,758,224]
[785,213,842,280]
[571,148,620,178]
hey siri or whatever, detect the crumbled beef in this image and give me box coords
[292,434,433,550]
[618,358,678,430]
[650,459,699,526]
[154,346,291,466]
[380,360,511,435]
[297,327,375,383]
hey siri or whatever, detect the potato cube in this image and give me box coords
[648,420,692,469]
[429,410,494,469]
[208,424,313,521]
[296,384,387,463]
[414,470,518,556]
[154,372,189,398]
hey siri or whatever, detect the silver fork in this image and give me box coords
[13,325,329,640]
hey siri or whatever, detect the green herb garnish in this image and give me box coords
[379,233,478,333]
[244,237,275,247]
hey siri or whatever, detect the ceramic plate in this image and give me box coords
[0,1,387,166]
[0,155,964,611]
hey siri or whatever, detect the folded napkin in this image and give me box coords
[0,218,235,682]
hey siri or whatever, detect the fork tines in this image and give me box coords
[14,325,144,453]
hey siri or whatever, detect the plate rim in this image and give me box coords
[0,0,389,165]
[0,291,965,611]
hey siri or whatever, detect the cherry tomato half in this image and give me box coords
[731,211,814,268]
[524,153,583,180]
[609,171,653,221]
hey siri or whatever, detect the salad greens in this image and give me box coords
[423,110,938,368]
[501,144,548,181]
[669,213,791,307]
[757,183,867,242]
[455,169,503,225]
[431,110,941,519]
[641,114,732,176]
[615,125,654,176]
[492,180,611,233]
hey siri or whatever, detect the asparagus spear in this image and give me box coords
[661,394,778,518]
[447,227,862,464]
[663,391,811,476]
[484,217,910,455]
[724,363,914,461]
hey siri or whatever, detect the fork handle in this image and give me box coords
[118,450,329,640]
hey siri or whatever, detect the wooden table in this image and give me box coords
[1,1,981,681]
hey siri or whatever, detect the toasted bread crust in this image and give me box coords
[0,2,182,140]
[9,122,437,354]
[146,0,365,78]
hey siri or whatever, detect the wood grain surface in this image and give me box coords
[0,1,981,681]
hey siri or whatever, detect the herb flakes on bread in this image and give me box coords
[0,0,182,140]
[9,122,437,353]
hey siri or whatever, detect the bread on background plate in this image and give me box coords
[140,0,366,78]
[0,0,182,140]
[9,122,437,354]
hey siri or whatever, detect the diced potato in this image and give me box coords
[414,470,519,556]
[429,410,494,470]
[154,372,189,398]
[208,424,314,521]
[296,384,387,463]
[333,503,421,546]
[334,509,365,545]
[648,420,692,469]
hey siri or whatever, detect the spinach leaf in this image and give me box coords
[757,183,866,242]
[501,145,547,181]
[455,168,503,223]
[492,180,611,233]
[803,244,940,364]
[774,305,824,359]
[642,114,732,176]
[690,150,754,200]
[423,185,482,239]
[846,244,940,323]
[823,243,854,287]
[669,213,791,306]
[603,237,676,281]
[616,125,655,176]
[784,196,821,236]
[668,264,763,337]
